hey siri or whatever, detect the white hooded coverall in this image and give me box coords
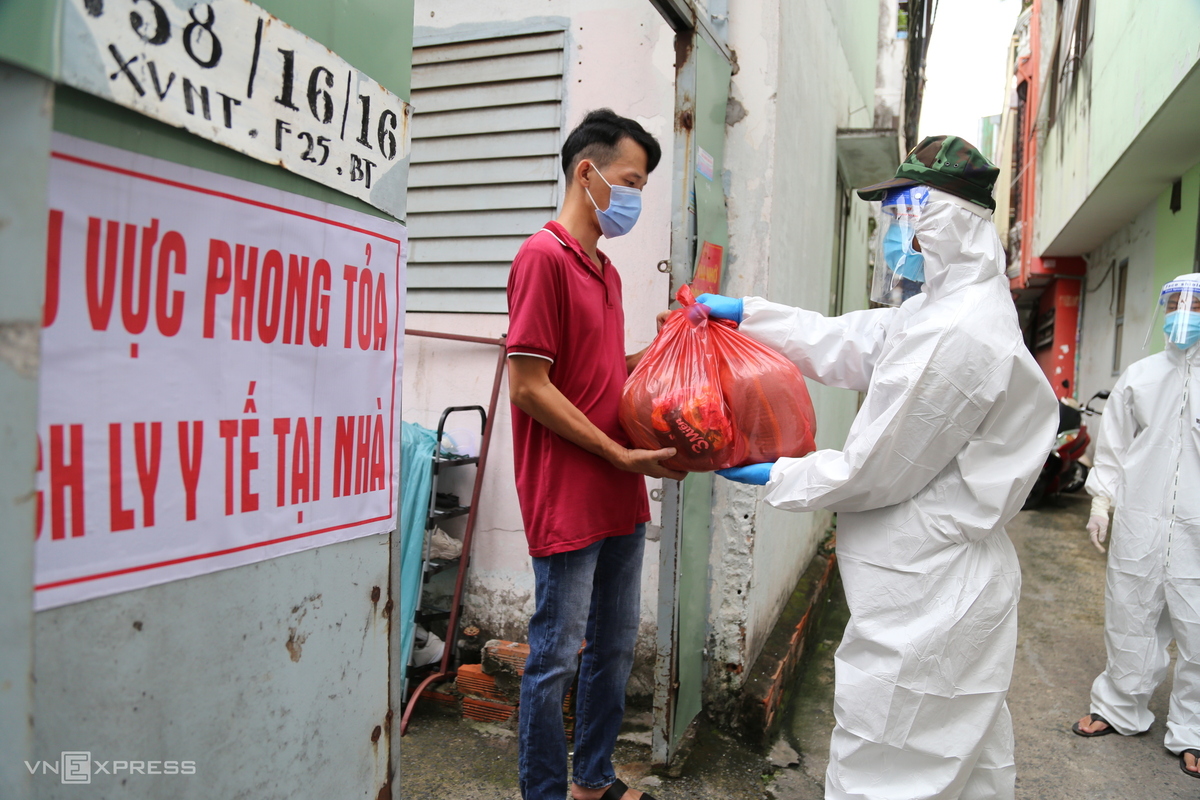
[738,190,1057,800]
[1085,341,1200,751]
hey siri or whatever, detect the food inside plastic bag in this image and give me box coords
[649,385,744,471]
[620,286,817,473]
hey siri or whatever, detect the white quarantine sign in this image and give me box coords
[60,0,411,217]
[35,134,407,609]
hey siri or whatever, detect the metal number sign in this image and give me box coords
[61,0,412,217]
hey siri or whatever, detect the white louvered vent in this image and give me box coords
[408,30,565,313]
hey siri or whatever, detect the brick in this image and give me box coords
[739,551,839,746]
[462,697,517,723]
[482,640,530,675]
[456,664,509,703]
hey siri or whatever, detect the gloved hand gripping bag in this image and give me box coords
[619,286,817,472]
[618,288,746,472]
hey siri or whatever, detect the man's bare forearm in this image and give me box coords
[507,355,686,481]
[510,367,625,465]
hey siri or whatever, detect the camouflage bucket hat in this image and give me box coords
[857,135,1000,211]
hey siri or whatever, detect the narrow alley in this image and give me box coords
[6,3,1200,798]
[401,493,1198,799]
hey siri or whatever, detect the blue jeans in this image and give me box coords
[518,525,646,800]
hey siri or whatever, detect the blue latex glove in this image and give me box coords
[695,293,744,324]
[716,462,775,485]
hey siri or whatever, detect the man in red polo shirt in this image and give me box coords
[507,109,684,800]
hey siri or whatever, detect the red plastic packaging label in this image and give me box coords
[619,286,817,472]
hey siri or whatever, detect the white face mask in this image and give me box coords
[584,162,642,238]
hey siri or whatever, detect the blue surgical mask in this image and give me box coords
[1164,310,1200,349]
[883,224,925,283]
[585,163,641,238]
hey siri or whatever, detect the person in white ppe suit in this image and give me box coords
[698,135,1058,800]
[1074,273,1200,780]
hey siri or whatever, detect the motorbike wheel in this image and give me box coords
[1061,462,1089,493]
[1022,470,1052,510]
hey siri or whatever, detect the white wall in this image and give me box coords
[407,0,677,695]
[706,0,878,704]
[1075,202,1157,404]
[874,0,905,130]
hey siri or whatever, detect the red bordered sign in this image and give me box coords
[35,134,407,609]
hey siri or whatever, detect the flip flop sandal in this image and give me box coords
[1180,749,1200,779]
[1071,713,1116,737]
[599,777,658,800]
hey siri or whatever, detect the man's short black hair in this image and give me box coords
[561,109,662,177]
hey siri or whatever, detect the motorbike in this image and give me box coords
[1022,390,1109,509]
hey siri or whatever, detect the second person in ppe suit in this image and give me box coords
[699,136,1058,799]
[1074,273,1200,780]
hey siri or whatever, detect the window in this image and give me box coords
[1035,308,1056,352]
[1065,0,1091,80]
[896,1,909,38]
[1011,82,1027,221]
[407,28,566,313]
[1112,259,1128,375]
[1046,0,1063,126]
[1052,0,1092,123]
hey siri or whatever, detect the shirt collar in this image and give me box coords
[543,221,609,280]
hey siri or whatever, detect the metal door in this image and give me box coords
[647,0,733,767]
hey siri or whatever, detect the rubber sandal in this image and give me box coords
[1071,713,1116,737]
[599,777,658,800]
[1180,749,1200,779]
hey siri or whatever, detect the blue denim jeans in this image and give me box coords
[518,525,646,800]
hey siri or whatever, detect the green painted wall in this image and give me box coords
[0,63,53,800]
[0,0,58,78]
[1035,0,1200,254]
[258,0,412,102]
[1089,1,1200,180]
[1153,161,1200,294]
[1144,161,1200,356]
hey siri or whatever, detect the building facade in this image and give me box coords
[995,0,1200,402]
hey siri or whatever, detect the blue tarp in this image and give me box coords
[400,422,437,689]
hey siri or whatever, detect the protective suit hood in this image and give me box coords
[1165,333,1200,366]
[914,188,1004,303]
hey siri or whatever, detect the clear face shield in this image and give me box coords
[1145,276,1200,351]
[870,185,931,307]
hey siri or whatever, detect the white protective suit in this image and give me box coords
[739,189,1057,800]
[1084,340,1200,750]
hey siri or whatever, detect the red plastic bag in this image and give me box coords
[619,286,817,472]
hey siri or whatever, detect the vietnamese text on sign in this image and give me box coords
[35,134,407,610]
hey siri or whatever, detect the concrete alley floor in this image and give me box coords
[400,705,781,800]
[400,493,1198,798]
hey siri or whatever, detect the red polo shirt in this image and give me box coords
[506,221,650,557]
